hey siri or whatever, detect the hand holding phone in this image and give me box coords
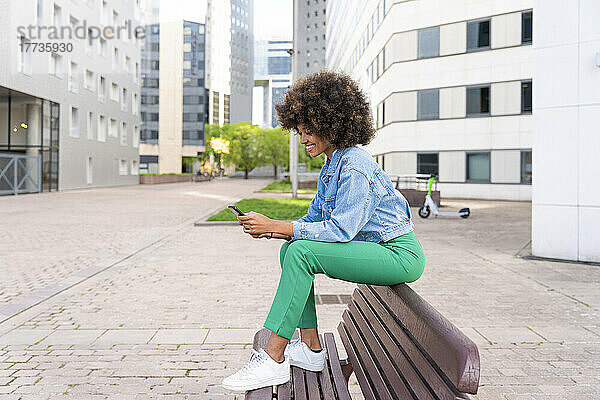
[228,205,245,216]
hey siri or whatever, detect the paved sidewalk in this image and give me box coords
[0,180,598,399]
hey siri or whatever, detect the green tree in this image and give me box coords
[222,122,262,179]
[259,127,290,179]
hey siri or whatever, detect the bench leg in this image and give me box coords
[340,360,353,383]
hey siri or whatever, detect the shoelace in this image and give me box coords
[240,349,266,374]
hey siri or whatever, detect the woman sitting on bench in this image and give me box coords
[222,70,425,392]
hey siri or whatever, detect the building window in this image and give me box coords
[19,36,32,75]
[120,122,127,146]
[86,28,94,55]
[417,89,439,120]
[70,107,79,138]
[111,82,119,101]
[121,88,128,111]
[212,91,220,123]
[521,150,532,184]
[98,76,106,101]
[51,53,63,78]
[84,69,94,90]
[466,85,490,117]
[467,152,491,182]
[522,11,532,44]
[87,111,94,140]
[467,19,490,51]
[417,26,439,59]
[99,38,107,57]
[69,61,79,92]
[131,160,139,175]
[98,114,106,142]
[521,80,532,113]
[113,47,120,70]
[119,159,128,175]
[86,156,93,184]
[417,153,439,176]
[224,94,230,124]
[109,118,117,137]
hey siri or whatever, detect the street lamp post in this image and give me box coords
[286,47,298,198]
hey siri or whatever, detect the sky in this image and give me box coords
[253,0,293,40]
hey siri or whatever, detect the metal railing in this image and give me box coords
[0,153,42,195]
[389,174,438,191]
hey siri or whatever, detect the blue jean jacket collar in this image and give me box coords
[322,148,343,185]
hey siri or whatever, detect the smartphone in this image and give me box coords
[228,205,245,216]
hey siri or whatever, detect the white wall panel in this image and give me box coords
[491,12,522,49]
[491,81,522,115]
[491,150,521,183]
[386,31,418,66]
[439,86,466,119]
[384,152,417,175]
[440,22,466,56]
[386,91,417,122]
[439,151,465,182]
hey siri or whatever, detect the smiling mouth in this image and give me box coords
[305,144,315,152]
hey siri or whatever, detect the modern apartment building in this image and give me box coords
[293,0,327,80]
[139,0,253,173]
[253,39,292,128]
[138,19,207,174]
[230,0,254,123]
[326,0,533,201]
[0,0,142,194]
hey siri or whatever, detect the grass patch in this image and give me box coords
[260,179,316,194]
[207,198,311,221]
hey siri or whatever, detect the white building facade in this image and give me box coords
[0,0,142,193]
[326,0,533,201]
[532,0,600,263]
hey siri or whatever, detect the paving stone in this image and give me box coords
[149,329,209,344]
[40,331,105,345]
[93,330,157,345]
[203,329,256,344]
[0,330,54,346]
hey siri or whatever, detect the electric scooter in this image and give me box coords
[418,176,470,219]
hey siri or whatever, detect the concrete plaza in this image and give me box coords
[0,179,598,399]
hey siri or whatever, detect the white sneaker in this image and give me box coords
[222,348,290,392]
[284,338,326,372]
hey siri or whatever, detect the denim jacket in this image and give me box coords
[292,147,414,243]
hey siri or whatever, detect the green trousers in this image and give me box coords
[263,231,425,339]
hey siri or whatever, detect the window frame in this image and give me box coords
[466,84,491,117]
[417,152,439,176]
[417,89,440,121]
[520,150,532,184]
[466,18,491,52]
[521,80,532,114]
[521,10,533,44]
[466,151,491,183]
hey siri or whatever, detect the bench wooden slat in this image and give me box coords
[338,322,378,400]
[319,357,337,399]
[305,371,321,400]
[368,284,480,394]
[323,333,352,400]
[341,310,394,400]
[277,381,292,400]
[347,297,424,400]
[292,366,308,400]
[357,286,461,400]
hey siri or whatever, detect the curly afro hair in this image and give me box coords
[274,70,376,149]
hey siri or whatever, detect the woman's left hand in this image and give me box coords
[238,212,273,236]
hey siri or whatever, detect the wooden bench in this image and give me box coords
[246,283,480,399]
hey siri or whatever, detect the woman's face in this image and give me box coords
[297,125,333,158]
